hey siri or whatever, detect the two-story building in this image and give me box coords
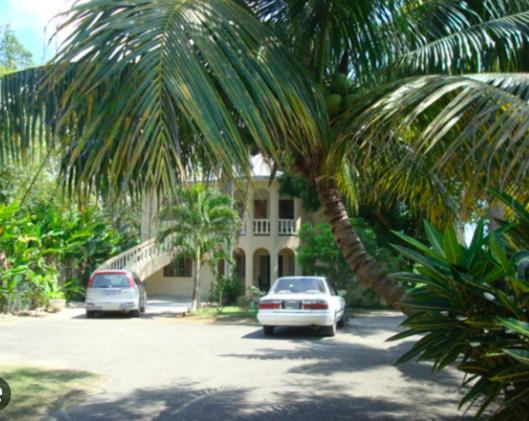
[140,156,307,300]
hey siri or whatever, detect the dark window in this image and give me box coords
[273,277,325,294]
[163,258,193,277]
[326,279,338,296]
[91,274,131,288]
[254,200,268,218]
[279,199,294,219]
[234,253,245,280]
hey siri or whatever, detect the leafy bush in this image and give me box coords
[0,201,138,313]
[298,219,408,307]
[210,276,244,305]
[390,221,529,418]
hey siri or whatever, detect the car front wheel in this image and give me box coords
[263,326,274,336]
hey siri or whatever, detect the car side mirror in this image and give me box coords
[338,290,347,298]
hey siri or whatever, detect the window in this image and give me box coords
[91,274,131,288]
[254,199,268,218]
[273,277,325,294]
[279,199,294,219]
[163,257,193,277]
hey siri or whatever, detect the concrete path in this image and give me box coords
[0,307,468,420]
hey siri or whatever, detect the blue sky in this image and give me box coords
[0,0,71,64]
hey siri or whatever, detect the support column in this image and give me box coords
[270,182,279,238]
[270,250,278,286]
[245,249,253,292]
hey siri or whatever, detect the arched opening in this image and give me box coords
[278,248,295,277]
[233,248,246,281]
[253,248,271,291]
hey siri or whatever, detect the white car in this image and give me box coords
[257,276,346,337]
[85,270,147,318]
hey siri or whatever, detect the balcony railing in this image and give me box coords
[253,219,271,235]
[278,219,296,235]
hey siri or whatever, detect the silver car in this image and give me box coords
[85,270,147,318]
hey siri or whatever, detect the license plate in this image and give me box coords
[104,289,122,295]
[283,300,300,310]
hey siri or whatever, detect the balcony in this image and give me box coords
[253,219,271,235]
[278,219,296,235]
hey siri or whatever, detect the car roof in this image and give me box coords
[276,276,326,280]
[91,270,140,278]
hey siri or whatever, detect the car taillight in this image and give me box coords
[259,300,282,310]
[302,300,328,310]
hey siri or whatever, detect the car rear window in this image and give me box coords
[273,277,326,294]
[91,274,131,288]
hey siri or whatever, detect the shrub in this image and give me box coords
[390,221,529,418]
[210,276,244,305]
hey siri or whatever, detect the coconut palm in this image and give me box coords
[157,184,240,312]
[2,1,529,311]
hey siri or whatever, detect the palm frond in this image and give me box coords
[0,0,323,193]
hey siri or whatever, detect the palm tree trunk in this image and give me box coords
[191,250,202,312]
[315,176,409,313]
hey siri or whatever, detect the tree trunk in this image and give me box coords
[191,250,202,312]
[315,176,409,313]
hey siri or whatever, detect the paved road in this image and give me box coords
[0,306,467,420]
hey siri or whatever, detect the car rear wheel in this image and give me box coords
[323,320,336,337]
[86,311,95,318]
[337,310,348,328]
[263,326,274,336]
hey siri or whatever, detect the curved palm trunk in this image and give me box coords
[191,250,201,312]
[315,176,409,313]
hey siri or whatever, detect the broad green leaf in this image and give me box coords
[442,226,464,265]
[504,349,529,366]
[497,317,529,338]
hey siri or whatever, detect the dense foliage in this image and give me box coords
[298,219,408,307]
[0,201,137,313]
[391,215,529,418]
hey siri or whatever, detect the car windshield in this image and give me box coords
[273,277,326,294]
[91,274,131,288]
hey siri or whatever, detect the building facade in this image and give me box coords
[140,175,308,300]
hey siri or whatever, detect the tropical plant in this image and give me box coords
[0,200,138,313]
[2,1,529,311]
[210,275,245,306]
[298,219,408,307]
[157,185,240,312]
[389,220,529,418]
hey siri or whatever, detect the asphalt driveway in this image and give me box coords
[0,305,467,420]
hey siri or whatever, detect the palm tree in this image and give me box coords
[157,184,240,312]
[2,1,529,311]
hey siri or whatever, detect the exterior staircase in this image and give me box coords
[96,238,176,280]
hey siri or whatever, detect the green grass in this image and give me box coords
[193,305,258,321]
[0,365,100,418]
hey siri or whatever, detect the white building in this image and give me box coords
[139,157,309,300]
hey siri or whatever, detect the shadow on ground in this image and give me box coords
[53,382,469,421]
